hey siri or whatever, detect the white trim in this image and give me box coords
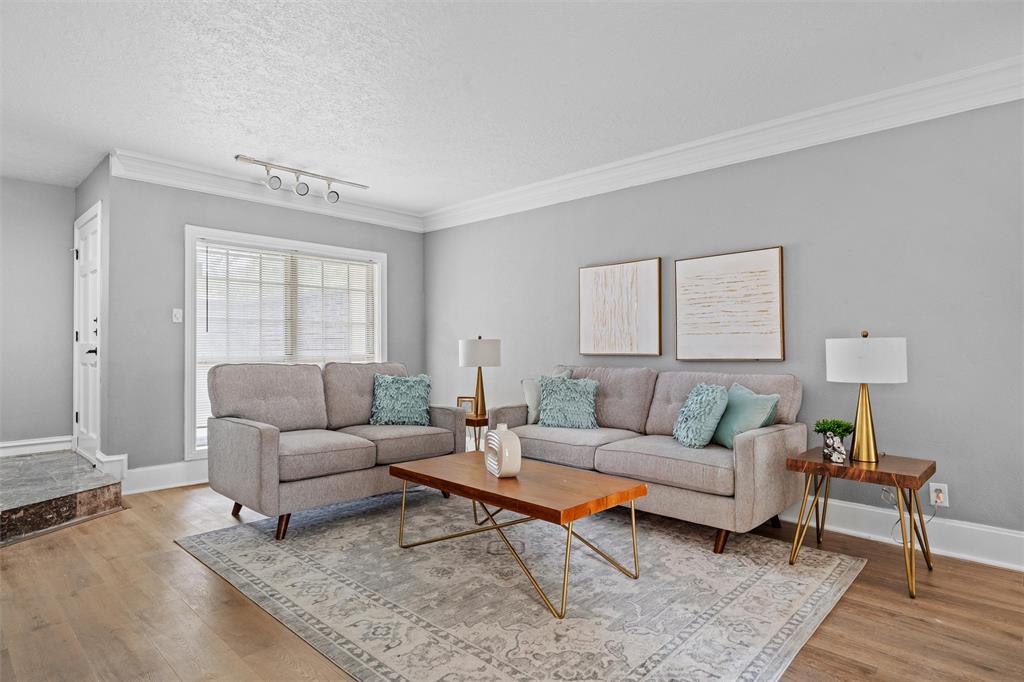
[123,459,209,495]
[77,449,128,481]
[183,225,388,460]
[110,149,423,233]
[780,497,1024,572]
[72,201,104,457]
[0,436,73,458]
[423,56,1024,231]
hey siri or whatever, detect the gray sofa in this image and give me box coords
[489,366,806,553]
[206,362,466,539]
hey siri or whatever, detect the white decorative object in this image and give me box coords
[676,247,784,360]
[579,257,661,355]
[484,424,521,478]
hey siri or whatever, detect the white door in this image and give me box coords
[72,202,102,458]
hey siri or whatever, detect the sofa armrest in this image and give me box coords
[429,405,467,453]
[732,422,807,532]
[207,417,281,516]
[488,404,528,430]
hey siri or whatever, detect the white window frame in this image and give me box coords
[184,225,387,460]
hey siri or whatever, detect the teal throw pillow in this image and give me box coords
[370,373,431,426]
[538,376,598,429]
[522,368,572,424]
[712,383,780,449]
[673,383,729,448]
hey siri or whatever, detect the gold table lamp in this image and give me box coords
[458,336,501,419]
[825,331,908,463]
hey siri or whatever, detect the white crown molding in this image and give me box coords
[109,149,424,232]
[0,435,72,458]
[423,56,1024,231]
[780,497,1024,573]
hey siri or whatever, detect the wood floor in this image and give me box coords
[1,484,1021,681]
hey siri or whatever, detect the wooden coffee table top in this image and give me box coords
[389,451,647,525]
[788,447,936,490]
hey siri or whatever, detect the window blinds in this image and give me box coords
[193,239,380,445]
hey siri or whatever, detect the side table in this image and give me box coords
[787,447,936,598]
[466,414,488,451]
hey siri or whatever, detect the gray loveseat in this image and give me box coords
[489,366,805,553]
[207,362,465,539]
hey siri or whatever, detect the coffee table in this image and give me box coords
[389,451,647,619]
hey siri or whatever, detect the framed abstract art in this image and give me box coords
[675,246,784,361]
[578,257,661,356]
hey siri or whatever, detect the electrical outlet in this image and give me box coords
[929,482,949,508]
[171,308,183,324]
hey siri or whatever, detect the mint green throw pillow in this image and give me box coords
[370,373,430,426]
[673,383,729,448]
[712,383,780,449]
[538,376,598,429]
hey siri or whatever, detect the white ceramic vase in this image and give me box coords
[484,423,521,478]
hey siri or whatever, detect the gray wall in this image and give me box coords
[98,173,425,469]
[1,178,76,441]
[424,102,1024,531]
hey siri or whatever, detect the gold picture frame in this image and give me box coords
[674,246,785,361]
[578,256,662,356]
[456,396,477,414]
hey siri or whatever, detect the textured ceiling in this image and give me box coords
[2,1,1021,215]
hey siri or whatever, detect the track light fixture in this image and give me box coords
[236,155,368,204]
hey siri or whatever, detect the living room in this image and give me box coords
[1,2,1021,680]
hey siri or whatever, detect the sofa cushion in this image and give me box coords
[208,363,328,432]
[555,366,658,433]
[339,424,453,465]
[324,362,408,429]
[646,371,802,435]
[595,435,735,496]
[278,429,375,482]
[511,424,639,470]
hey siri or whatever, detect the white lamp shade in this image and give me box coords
[826,337,907,384]
[459,338,501,367]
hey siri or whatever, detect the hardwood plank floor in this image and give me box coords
[1,484,1020,681]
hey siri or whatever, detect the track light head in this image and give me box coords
[294,175,310,197]
[324,184,340,204]
[265,170,282,190]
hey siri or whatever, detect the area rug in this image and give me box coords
[177,488,864,681]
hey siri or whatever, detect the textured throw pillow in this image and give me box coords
[522,369,572,424]
[370,373,431,426]
[538,376,598,429]
[712,383,780,449]
[672,383,730,448]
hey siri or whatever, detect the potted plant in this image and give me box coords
[814,418,855,462]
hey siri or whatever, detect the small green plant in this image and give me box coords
[814,418,854,439]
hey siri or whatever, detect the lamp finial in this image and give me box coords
[860,330,869,338]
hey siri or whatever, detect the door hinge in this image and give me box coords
[75,411,79,424]
[75,330,79,341]
[74,248,79,260]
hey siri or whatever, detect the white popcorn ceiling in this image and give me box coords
[2,1,1021,215]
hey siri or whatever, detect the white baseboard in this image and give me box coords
[75,449,128,481]
[780,497,1023,572]
[123,458,209,495]
[0,435,72,457]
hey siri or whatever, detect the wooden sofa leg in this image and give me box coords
[275,514,291,540]
[713,529,730,554]
[769,515,781,528]
[231,502,242,516]
[441,490,451,499]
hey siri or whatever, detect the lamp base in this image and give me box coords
[850,383,879,463]
[472,366,487,420]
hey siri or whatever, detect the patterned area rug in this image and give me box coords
[178,488,863,681]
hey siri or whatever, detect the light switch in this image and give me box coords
[171,308,183,323]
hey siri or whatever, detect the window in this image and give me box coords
[185,226,386,459]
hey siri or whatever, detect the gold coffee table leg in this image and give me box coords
[894,480,917,598]
[789,473,828,564]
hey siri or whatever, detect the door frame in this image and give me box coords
[72,200,103,457]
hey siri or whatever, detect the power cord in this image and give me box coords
[881,487,937,545]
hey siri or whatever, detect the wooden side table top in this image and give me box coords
[390,451,647,524]
[465,414,488,427]
[787,447,936,490]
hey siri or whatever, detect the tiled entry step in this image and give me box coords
[0,451,122,544]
